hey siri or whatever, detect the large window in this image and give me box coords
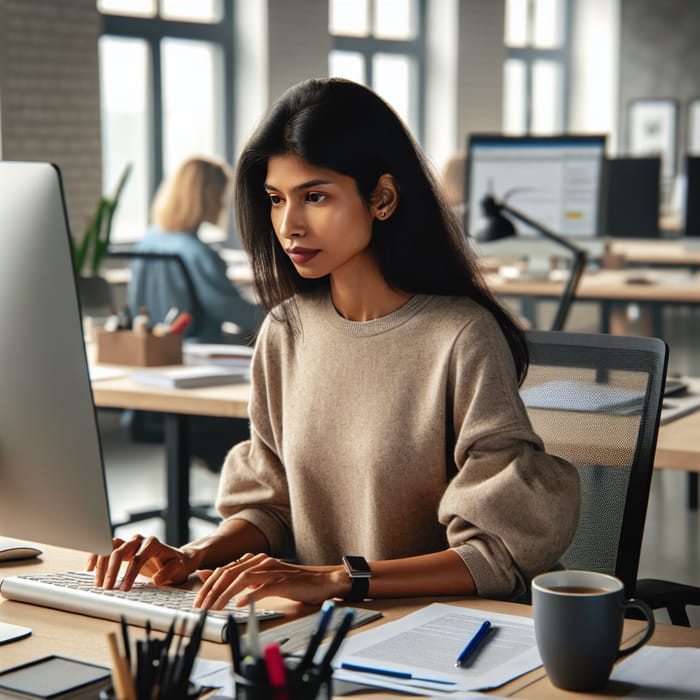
[328,0,426,143]
[503,0,571,135]
[98,0,233,243]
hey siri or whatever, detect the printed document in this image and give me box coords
[332,603,542,695]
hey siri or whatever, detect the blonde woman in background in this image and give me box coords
[127,156,262,471]
[129,155,263,344]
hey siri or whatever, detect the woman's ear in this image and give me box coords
[370,173,399,221]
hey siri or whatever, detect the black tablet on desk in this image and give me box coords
[0,655,110,699]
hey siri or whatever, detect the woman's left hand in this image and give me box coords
[193,553,346,609]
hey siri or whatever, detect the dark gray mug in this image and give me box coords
[532,570,655,692]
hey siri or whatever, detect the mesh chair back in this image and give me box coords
[108,251,203,338]
[522,331,668,597]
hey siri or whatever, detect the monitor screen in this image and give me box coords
[685,156,700,237]
[0,161,113,555]
[600,156,661,238]
[466,134,607,240]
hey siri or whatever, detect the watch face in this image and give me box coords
[343,556,371,577]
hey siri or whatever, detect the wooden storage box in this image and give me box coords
[96,329,182,366]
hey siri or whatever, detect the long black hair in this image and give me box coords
[235,78,528,381]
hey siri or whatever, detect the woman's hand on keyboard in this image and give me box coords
[86,535,199,591]
[192,552,347,609]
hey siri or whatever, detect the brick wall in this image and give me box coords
[0,0,102,236]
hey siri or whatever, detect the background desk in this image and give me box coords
[91,369,700,544]
[1,544,698,699]
[92,374,250,545]
[485,268,700,334]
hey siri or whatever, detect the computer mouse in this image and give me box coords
[0,544,43,562]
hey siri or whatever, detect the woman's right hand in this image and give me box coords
[86,534,201,591]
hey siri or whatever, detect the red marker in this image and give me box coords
[264,642,288,698]
[167,311,193,335]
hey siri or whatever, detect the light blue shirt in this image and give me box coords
[128,226,263,343]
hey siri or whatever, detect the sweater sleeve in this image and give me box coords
[439,313,580,600]
[215,317,295,558]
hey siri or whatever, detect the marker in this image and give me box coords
[455,620,492,667]
[264,642,289,699]
[168,311,193,335]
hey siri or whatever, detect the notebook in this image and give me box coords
[130,365,247,388]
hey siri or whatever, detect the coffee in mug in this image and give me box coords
[532,570,655,692]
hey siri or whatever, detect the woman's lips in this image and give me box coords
[286,247,319,264]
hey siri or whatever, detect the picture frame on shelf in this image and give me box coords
[627,99,677,179]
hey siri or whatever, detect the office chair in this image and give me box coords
[106,250,203,335]
[522,331,700,626]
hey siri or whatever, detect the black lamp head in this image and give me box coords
[478,195,517,242]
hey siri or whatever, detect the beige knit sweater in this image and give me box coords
[216,291,580,599]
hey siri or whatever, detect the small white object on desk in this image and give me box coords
[0,537,42,561]
[130,365,247,389]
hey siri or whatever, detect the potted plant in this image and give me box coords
[71,163,132,312]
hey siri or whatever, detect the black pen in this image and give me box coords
[297,600,336,674]
[318,609,355,675]
[227,613,243,673]
[455,620,492,667]
[120,615,131,670]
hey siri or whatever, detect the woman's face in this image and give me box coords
[264,153,376,280]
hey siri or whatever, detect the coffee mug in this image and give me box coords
[532,570,655,692]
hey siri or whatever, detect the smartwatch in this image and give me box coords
[342,555,372,602]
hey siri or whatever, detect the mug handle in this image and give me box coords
[617,598,655,659]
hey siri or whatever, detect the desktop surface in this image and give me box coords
[1,544,698,699]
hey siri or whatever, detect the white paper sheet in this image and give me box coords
[610,646,700,698]
[333,602,542,695]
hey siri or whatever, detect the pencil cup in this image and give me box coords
[532,570,655,692]
[234,658,332,700]
[99,681,204,699]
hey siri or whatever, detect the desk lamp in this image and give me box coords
[479,194,588,331]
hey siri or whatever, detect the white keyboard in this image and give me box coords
[0,571,283,643]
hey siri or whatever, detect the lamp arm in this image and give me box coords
[487,196,588,331]
[497,201,582,257]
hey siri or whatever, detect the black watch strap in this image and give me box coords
[342,555,372,602]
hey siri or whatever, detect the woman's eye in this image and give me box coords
[268,194,282,205]
[305,192,326,204]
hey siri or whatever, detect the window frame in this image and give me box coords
[99,1,235,204]
[329,0,427,143]
[504,0,573,134]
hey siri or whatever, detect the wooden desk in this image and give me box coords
[608,239,700,269]
[1,545,698,699]
[92,367,700,544]
[485,268,700,333]
[92,372,251,545]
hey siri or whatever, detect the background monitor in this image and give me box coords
[685,156,700,237]
[0,161,113,555]
[600,156,661,238]
[466,134,607,240]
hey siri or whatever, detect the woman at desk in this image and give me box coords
[90,79,579,606]
[129,155,262,344]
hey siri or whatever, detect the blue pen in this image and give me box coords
[455,620,492,667]
[341,662,457,685]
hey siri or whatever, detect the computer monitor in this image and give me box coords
[600,156,661,238]
[0,161,113,556]
[685,155,700,237]
[466,134,607,240]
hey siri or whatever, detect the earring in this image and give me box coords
[379,211,386,218]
